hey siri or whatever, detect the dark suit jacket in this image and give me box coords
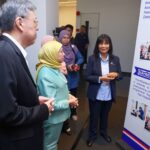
[0,35,49,150]
[85,55,122,102]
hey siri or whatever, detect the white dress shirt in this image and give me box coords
[2,33,28,65]
[96,54,112,101]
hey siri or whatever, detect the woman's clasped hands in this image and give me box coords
[68,94,79,108]
[99,72,118,82]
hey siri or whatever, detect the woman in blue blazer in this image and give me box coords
[85,34,122,147]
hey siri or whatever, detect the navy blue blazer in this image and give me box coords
[85,55,122,102]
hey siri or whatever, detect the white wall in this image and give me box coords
[77,0,141,72]
[46,0,59,34]
[26,0,58,79]
[59,5,76,36]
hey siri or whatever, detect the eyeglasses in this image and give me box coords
[21,16,38,25]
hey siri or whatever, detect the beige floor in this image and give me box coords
[58,75,132,150]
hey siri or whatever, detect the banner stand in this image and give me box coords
[121,0,150,149]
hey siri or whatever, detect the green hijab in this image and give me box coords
[36,40,62,79]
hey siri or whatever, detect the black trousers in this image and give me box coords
[70,88,77,116]
[88,99,112,140]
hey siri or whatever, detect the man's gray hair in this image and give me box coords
[0,0,36,32]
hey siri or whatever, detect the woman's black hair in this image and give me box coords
[64,24,74,31]
[93,34,113,59]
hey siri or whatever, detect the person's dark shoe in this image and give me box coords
[63,128,72,136]
[86,139,94,147]
[100,134,112,143]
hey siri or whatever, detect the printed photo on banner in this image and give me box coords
[140,41,150,60]
[145,106,150,132]
[130,100,147,121]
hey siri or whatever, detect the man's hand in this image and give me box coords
[39,96,54,112]
[39,96,49,104]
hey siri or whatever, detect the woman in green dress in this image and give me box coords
[36,41,78,150]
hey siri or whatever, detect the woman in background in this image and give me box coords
[36,41,78,150]
[58,30,83,135]
[85,34,122,147]
[59,30,83,135]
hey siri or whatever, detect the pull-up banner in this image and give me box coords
[122,0,150,149]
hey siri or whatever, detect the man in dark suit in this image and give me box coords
[75,25,89,65]
[0,1,54,150]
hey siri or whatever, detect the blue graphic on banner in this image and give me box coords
[134,67,150,80]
